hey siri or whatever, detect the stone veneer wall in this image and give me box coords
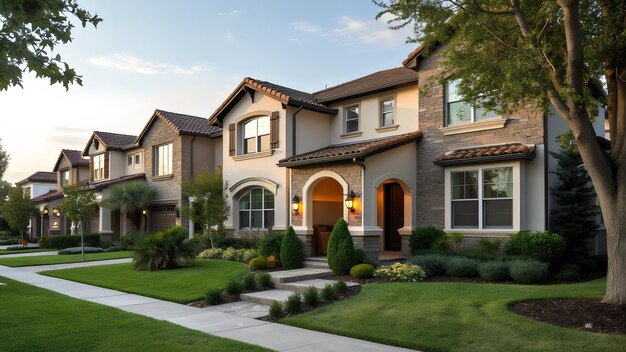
[415,47,546,230]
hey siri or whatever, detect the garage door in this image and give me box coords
[150,206,176,232]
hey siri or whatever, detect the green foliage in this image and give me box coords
[350,264,375,278]
[248,256,269,271]
[303,286,319,306]
[216,234,260,249]
[257,232,283,257]
[445,257,479,277]
[505,231,566,264]
[0,138,8,180]
[409,226,445,252]
[509,260,548,284]
[478,261,510,282]
[279,226,304,269]
[409,254,449,276]
[0,239,18,246]
[374,262,426,282]
[0,187,36,242]
[256,272,274,288]
[133,226,195,271]
[321,283,336,301]
[553,263,581,281]
[285,293,302,314]
[445,232,464,252]
[269,301,283,318]
[205,288,224,305]
[474,239,502,254]
[242,249,259,262]
[197,247,224,259]
[334,280,349,294]
[327,218,355,275]
[39,234,100,249]
[181,168,229,249]
[120,231,148,250]
[58,246,104,255]
[352,248,366,265]
[59,183,98,235]
[100,181,156,230]
[241,273,257,291]
[221,247,244,261]
[225,279,242,295]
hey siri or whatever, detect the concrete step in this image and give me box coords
[303,259,329,269]
[269,268,333,284]
[240,289,294,305]
[277,279,360,292]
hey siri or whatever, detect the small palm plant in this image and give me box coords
[100,181,156,230]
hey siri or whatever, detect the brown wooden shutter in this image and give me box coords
[89,156,94,181]
[270,111,279,149]
[228,123,236,156]
[104,152,110,179]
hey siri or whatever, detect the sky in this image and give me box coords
[0,0,417,184]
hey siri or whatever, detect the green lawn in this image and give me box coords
[0,251,133,267]
[0,248,54,255]
[0,276,270,352]
[283,279,626,352]
[42,259,249,303]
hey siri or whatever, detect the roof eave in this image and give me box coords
[278,154,362,168]
[433,152,536,166]
[315,79,419,104]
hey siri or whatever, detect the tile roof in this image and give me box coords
[31,190,64,203]
[15,171,57,185]
[434,143,536,166]
[278,131,422,167]
[87,173,145,190]
[62,149,90,166]
[314,67,419,103]
[94,131,137,150]
[402,43,427,67]
[153,110,222,138]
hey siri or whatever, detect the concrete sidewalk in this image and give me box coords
[18,258,133,273]
[0,250,59,258]
[0,265,418,352]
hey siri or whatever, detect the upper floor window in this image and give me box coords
[446,79,498,125]
[243,116,270,154]
[134,154,141,165]
[127,156,133,166]
[380,99,395,126]
[239,187,274,229]
[153,143,173,176]
[93,153,105,181]
[345,106,359,133]
[128,152,142,169]
[60,170,69,187]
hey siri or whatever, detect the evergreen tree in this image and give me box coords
[279,226,304,269]
[327,217,355,275]
[0,187,36,243]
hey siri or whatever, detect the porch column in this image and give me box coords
[98,206,114,244]
[188,197,195,239]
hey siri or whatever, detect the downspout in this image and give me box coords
[352,158,366,170]
[292,106,304,157]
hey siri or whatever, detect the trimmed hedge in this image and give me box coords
[350,264,375,278]
[505,231,566,263]
[257,233,284,257]
[410,254,449,276]
[478,261,510,282]
[58,247,105,255]
[409,226,445,252]
[279,226,304,269]
[327,218,355,275]
[445,257,479,277]
[509,260,548,283]
[249,256,269,271]
[39,234,100,249]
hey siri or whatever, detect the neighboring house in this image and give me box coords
[15,171,56,239]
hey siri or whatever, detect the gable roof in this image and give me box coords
[15,171,57,186]
[31,190,64,203]
[208,77,338,125]
[53,149,89,172]
[87,173,146,190]
[135,109,222,144]
[82,131,137,156]
[402,42,428,68]
[434,143,536,166]
[314,67,419,103]
[278,131,422,168]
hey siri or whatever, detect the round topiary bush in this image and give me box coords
[445,257,479,277]
[409,226,445,252]
[478,261,510,282]
[505,231,566,264]
[350,264,375,278]
[280,226,304,269]
[509,260,548,283]
[410,254,449,276]
[248,256,269,270]
[327,218,355,275]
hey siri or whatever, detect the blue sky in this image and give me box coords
[0,0,416,184]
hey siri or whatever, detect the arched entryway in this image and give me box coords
[311,177,343,255]
[375,177,412,254]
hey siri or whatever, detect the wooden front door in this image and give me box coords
[384,182,404,251]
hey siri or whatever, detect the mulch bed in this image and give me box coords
[509,299,626,334]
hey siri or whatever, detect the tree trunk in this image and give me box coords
[601,170,626,304]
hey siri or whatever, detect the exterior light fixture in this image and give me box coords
[52,208,60,216]
[142,209,148,216]
[51,221,59,229]
[42,208,49,216]
[291,195,300,214]
[345,191,356,213]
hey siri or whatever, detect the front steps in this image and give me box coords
[303,256,330,269]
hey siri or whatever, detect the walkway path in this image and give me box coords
[0,250,59,258]
[19,258,133,273]
[0,264,417,351]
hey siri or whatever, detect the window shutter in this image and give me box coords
[104,152,110,179]
[228,123,236,156]
[270,111,279,149]
[89,156,94,181]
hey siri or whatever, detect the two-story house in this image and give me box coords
[15,171,57,239]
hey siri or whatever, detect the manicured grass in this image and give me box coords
[282,279,626,352]
[0,251,133,267]
[0,276,269,352]
[0,248,54,255]
[42,259,249,303]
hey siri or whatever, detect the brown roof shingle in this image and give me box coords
[434,143,536,166]
[314,67,418,103]
[94,131,137,150]
[15,171,57,185]
[32,190,64,203]
[278,131,422,167]
[88,173,146,190]
[154,110,222,138]
[62,149,90,167]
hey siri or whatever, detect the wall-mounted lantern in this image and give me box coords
[141,209,148,216]
[51,221,59,229]
[345,191,356,213]
[52,208,60,216]
[291,195,300,214]
[41,208,49,216]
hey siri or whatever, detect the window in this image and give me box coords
[345,106,359,133]
[135,154,141,165]
[127,156,133,166]
[153,143,173,176]
[380,99,395,126]
[451,167,513,229]
[243,116,270,154]
[93,153,105,181]
[60,170,69,187]
[239,188,274,229]
[446,79,499,125]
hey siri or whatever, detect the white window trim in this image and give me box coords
[344,104,360,134]
[93,153,106,181]
[379,96,396,128]
[241,116,270,155]
[444,161,524,234]
[444,79,502,129]
[153,143,173,176]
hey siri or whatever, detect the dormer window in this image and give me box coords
[243,116,270,154]
[60,170,69,187]
[93,153,105,181]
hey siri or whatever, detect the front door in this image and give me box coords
[384,182,403,251]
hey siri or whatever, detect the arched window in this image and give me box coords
[239,188,274,229]
[243,116,270,154]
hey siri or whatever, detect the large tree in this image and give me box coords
[0,186,35,243]
[0,0,101,90]
[376,0,626,304]
[0,138,8,180]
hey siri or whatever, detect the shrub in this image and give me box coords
[509,260,548,283]
[221,247,239,261]
[280,226,304,269]
[0,239,18,246]
[120,231,147,250]
[285,293,302,314]
[58,246,105,255]
[445,257,479,277]
[410,254,449,276]
[205,288,224,305]
[267,255,279,268]
[216,235,260,249]
[243,249,259,262]
[133,226,196,271]
[553,263,581,281]
[374,263,426,282]
[409,226,445,252]
[350,264,375,278]
[474,238,502,254]
[327,218,355,275]
[505,231,566,263]
[303,286,319,306]
[256,272,274,288]
[39,234,100,249]
[257,233,283,257]
[334,280,349,294]
[106,246,122,252]
[446,232,464,252]
[249,256,269,271]
[241,273,257,291]
[269,301,283,318]
[225,279,243,295]
[197,248,224,259]
[321,283,336,301]
[352,248,366,265]
[478,261,510,282]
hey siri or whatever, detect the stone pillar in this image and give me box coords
[399,226,413,258]
[98,206,114,244]
[294,226,314,257]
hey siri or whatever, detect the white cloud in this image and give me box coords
[88,53,212,75]
[292,21,321,33]
[334,13,412,47]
